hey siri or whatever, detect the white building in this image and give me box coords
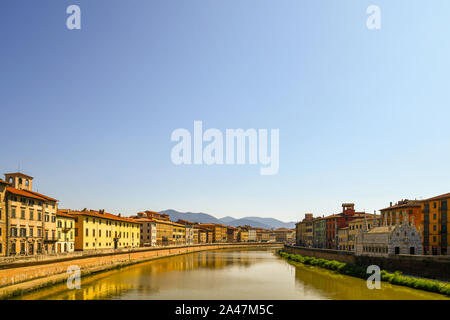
[247,227,257,242]
[355,211,423,257]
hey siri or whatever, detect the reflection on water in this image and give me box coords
[16,248,448,300]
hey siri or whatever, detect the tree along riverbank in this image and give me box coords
[279,250,450,297]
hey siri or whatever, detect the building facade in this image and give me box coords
[227,226,239,243]
[296,213,314,247]
[274,228,295,244]
[312,217,326,248]
[355,212,423,257]
[237,227,249,242]
[347,216,381,252]
[56,211,76,253]
[201,224,227,243]
[65,209,140,251]
[324,203,371,249]
[4,173,58,256]
[247,227,257,242]
[195,225,207,244]
[132,216,157,247]
[177,219,195,245]
[420,193,449,255]
[337,227,349,250]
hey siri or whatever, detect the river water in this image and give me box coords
[15,247,448,300]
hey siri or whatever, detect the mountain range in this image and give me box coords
[159,209,296,230]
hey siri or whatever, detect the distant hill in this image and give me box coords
[225,218,272,229]
[159,209,294,230]
[242,217,296,229]
[219,216,236,224]
[160,209,222,224]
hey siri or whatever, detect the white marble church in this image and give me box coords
[355,211,423,257]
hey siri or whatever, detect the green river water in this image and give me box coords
[15,248,448,300]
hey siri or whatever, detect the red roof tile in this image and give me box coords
[6,187,48,201]
[62,209,140,224]
[56,211,76,219]
[423,193,450,202]
[26,190,57,202]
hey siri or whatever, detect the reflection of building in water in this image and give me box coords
[72,281,135,300]
[355,211,423,257]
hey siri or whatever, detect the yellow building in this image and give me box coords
[4,172,58,256]
[200,224,227,243]
[196,226,207,243]
[337,227,349,250]
[56,211,76,253]
[155,219,174,246]
[193,227,199,244]
[238,227,249,242]
[421,193,450,255]
[172,223,186,245]
[63,209,140,251]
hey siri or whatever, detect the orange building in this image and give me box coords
[379,199,423,233]
[421,193,450,255]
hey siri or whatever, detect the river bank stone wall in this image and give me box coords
[283,245,450,281]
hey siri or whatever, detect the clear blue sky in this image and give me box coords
[1,1,449,222]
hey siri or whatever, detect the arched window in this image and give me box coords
[19,178,22,185]
[25,180,29,186]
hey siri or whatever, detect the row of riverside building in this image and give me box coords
[295,195,450,257]
[0,172,295,256]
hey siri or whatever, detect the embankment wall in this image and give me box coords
[283,245,450,281]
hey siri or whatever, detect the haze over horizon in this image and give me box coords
[1,1,450,222]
